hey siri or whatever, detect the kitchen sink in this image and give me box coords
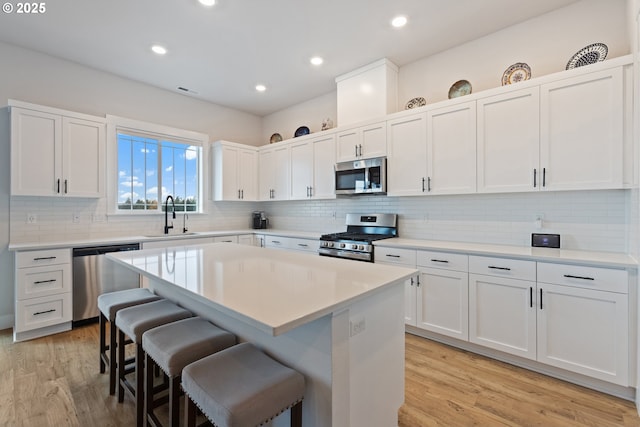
[143,232,202,238]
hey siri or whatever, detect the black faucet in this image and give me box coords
[164,195,175,234]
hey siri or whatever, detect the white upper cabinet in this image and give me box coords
[540,68,623,191]
[336,120,386,162]
[212,141,258,201]
[259,143,290,201]
[290,134,336,200]
[386,112,427,196]
[426,101,476,195]
[477,87,540,193]
[11,103,105,197]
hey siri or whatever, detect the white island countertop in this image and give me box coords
[107,242,417,336]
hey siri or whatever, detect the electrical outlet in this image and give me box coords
[27,213,37,224]
[72,213,80,223]
[350,317,366,337]
[534,213,544,230]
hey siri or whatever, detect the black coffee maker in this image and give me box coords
[252,211,268,229]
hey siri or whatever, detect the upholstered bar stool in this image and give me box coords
[142,317,236,427]
[182,342,305,427]
[97,288,162,395]
[116,299,193,427]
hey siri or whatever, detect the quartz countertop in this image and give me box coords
[375,238,638,268]
[8,229,323,251]
[106,243,417,336]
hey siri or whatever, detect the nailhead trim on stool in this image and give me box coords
[182,342,305,427]
[115,299,193,427]
[142,317,236,427]
[97,288,162,395]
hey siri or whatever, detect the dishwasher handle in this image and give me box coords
[73,243,140,257]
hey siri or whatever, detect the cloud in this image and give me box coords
[185,146,198,160]
[119,191,139,201]
[119,170,126,177]
[120,176,144,187]
[165,166,173,172]
[146,186,168,195]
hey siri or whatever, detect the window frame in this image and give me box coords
[106,115,209,216]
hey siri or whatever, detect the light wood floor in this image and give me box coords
[1,324,639,427]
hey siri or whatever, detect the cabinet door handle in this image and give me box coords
[539,288,543,310]
[34,309,56,316]
[33,279,56,285]
[530,287,533,308]
[272,240,281,244]
[358,144,362,157]
[33,256,57,261]
[563,274,595,281]
[488,266,511,271]
[241,189,244,199]
[238,189,241,199]
[309,186,312,197]
[430,259,449,263]
[64,179,68,194]
[385,254,401,258]
[298,243,308,248]
[416,275,420,287]
[421,177,426,192]
[355,145,358,157]
[56,179,60,194]
[542,168,546,187]
[427,177,431,192]
[533,169,537,188]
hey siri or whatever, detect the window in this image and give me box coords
[117,132,201,212]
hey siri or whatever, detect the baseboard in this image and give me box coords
[0,313,14,331]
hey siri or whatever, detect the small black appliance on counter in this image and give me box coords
[253,211,268,229]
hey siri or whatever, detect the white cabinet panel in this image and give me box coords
[212,141,258,201]
[477,88,540,193]
[540,68,623,190]
[386,113,427,196]
[336,121,386,162]
[10,104,105,197]
[469,273,537,360]
[426,102,476,194]
[290,134,335,200]
[537,283,628,386]
[418,267,469,340]
[259,144,290,200]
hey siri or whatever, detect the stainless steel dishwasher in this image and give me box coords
[72,243,141,324]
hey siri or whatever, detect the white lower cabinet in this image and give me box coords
[536,262,629,386]
[375,247,417,326]
[237,234,254,246]
[416,251,469,340]
[14,248,73,342]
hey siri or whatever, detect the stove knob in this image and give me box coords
[339,243,346,249]
[328,242,334,248]
[358,245,364,250]
[351,244,358,249]
[322,241,328,247]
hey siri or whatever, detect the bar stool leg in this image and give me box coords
[185,395,197,427]
[99,312,107,374]
[136,343,145,427]
[291,401,302,427]
[117,329,126,403]
[109,321,118,395]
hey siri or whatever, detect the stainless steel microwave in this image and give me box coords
[335,157,387,195]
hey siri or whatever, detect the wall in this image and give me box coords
[263,190,629,253]
[0,41,265,328]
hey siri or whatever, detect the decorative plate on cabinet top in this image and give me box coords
[501,62,531,85]
[566,43,608,70]
[294,126,310,137]
[405,97,426,109]
[269,133,283,144]
[448,80,472,99]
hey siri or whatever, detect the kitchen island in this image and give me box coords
[107,242,417,427]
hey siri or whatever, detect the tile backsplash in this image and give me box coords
[10,189,629,253]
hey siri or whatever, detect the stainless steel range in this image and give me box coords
[318,213,397,262]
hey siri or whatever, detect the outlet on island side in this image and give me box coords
[350,317,366,337]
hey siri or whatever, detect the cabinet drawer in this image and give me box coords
[288,238,316,253]
[469,256,536,281]
[212,235,238,243]
[265,236,288,249]
[375,247,416,266]
[537,262,628,294]
[16,248,71,268]
[417,251,468,271]
[15,292,72,333]
[17,263,71,299]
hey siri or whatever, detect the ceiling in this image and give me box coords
[0,0,580,116]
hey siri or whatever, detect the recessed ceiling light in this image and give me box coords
[198,0,216,6]
[310,56,324,66]
[255,84,267,92]
[391,16,407,28]
[151,45,167,55]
